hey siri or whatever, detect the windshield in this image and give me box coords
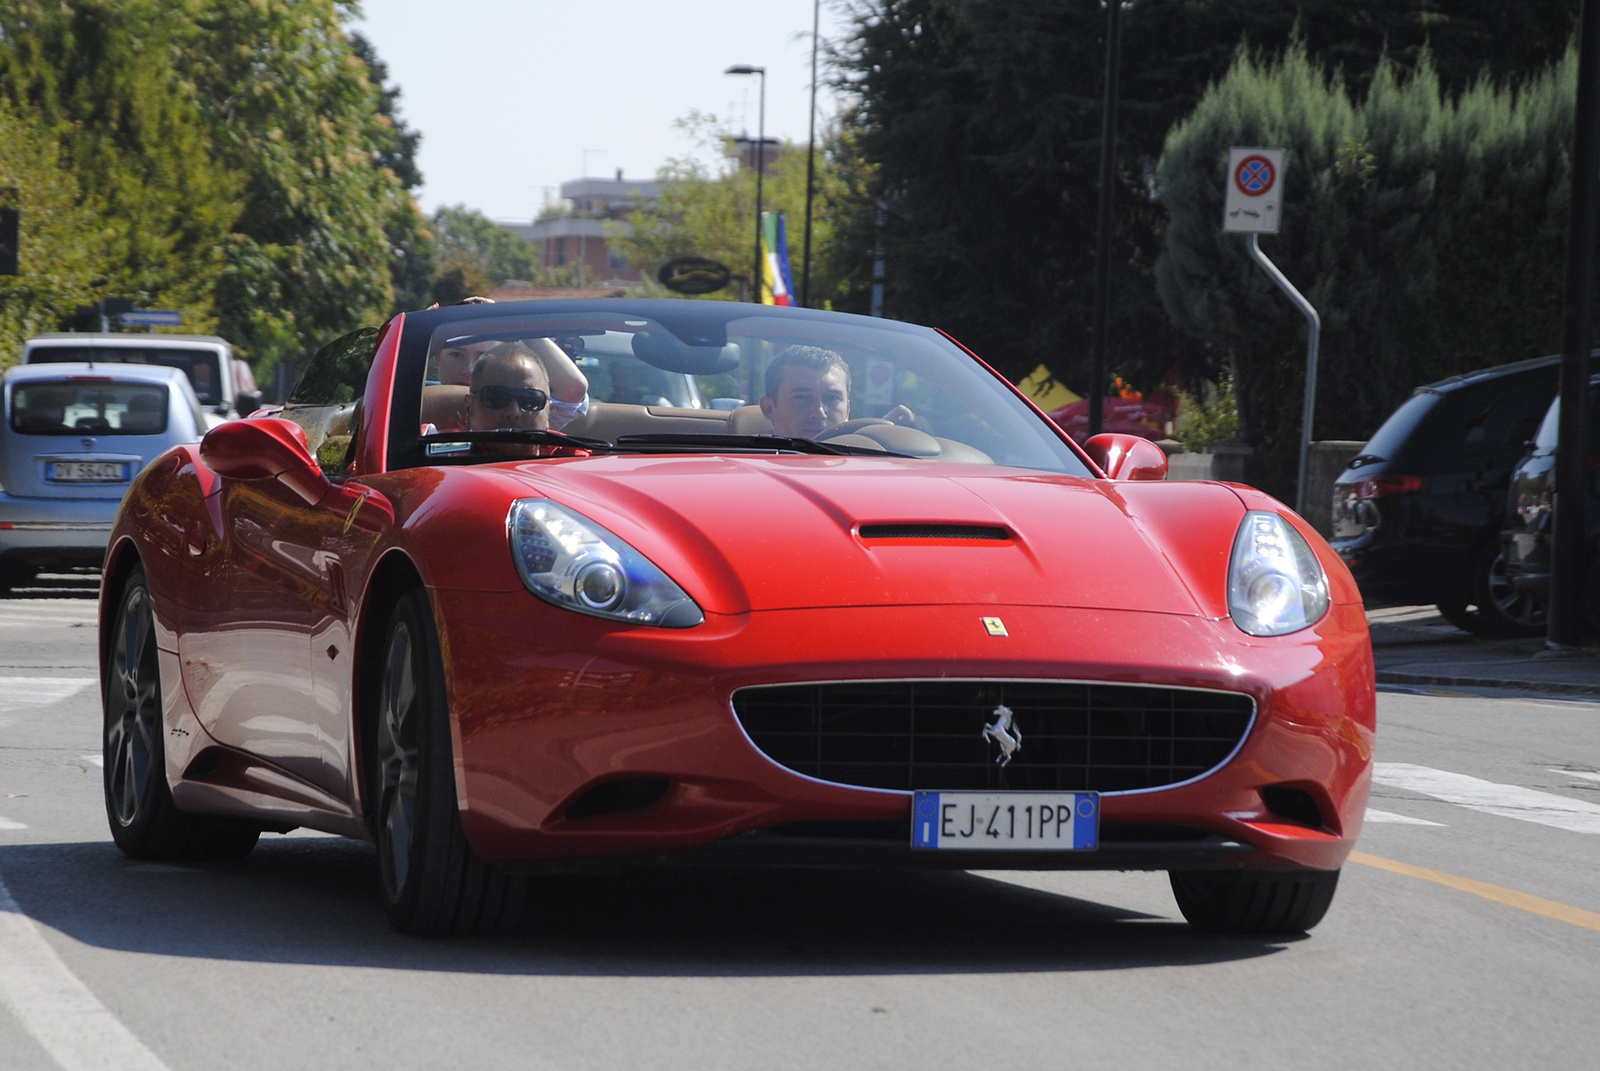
[28,346,225,406]
[409,307,1091,476]
[9,379,169,435]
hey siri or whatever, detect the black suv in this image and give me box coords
[1330,355,1560,635]
[1501,374,1600,630]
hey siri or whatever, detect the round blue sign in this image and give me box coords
[1234,155,1275,196]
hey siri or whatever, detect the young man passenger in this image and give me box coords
[759,345,852,439]
[757,345,918,439]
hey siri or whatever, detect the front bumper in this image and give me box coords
[434,593,1376,875]
[0,493,117,569]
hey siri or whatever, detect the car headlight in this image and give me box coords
[1227,511,1330,636]
[508,499,704,628]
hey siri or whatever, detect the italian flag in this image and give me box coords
[760,212,796,306]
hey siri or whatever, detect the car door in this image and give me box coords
[180,328,382,801]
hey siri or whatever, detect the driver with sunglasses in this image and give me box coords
[463,341,589,440]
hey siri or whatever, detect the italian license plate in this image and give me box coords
[911,791,1098,851]
[48,462,127,483]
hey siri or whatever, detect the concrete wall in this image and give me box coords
[1161,440,1364,538]
[1301,440,1365,537]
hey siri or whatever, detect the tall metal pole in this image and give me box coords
[1550,0,1600,648]
[755,71,767,302]
[1088,0,1124,437]
[1247,234,1321,515]
[801,0,821,308]
[725,65,768,303]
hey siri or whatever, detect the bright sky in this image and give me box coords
[351,0,855,222]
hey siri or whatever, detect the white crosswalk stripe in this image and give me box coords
[0,677,95,714]
[1374,763,1600,835]
[1364,808,1445,826]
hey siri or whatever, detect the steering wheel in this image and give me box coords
[814,417,894,441]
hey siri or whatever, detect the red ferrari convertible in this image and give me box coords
[99,300,1374,935]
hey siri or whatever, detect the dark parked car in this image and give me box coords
[1502,373,1600,630]
[1330,355,1560,635]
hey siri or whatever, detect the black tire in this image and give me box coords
[1438,543,1546,638]
[1169,868,1340,934]
[0,561,33,595]
[104,566,259,862]
[371,589,525,935]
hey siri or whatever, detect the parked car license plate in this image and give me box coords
[48,461,127,482]
[911,791,1098,850]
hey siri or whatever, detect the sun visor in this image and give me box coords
[631,331,740,374]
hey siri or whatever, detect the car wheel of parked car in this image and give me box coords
[1470,542,1546,637]
[0,562,34,595]
[1168,868,1340,934]
[104,566,260,861]
[373,589,526,935]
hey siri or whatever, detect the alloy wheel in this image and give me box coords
[106,586,160,827]
[376,619,421,900]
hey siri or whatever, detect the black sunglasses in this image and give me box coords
[472,384,549,412]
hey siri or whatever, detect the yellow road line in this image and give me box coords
[1350,851,1600,932]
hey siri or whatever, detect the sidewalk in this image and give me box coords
[1367,605,1600,697]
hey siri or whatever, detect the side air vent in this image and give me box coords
[565,778,669,820]
[858,524,1010,541]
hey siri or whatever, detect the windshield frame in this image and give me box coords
[384,300,1094,477]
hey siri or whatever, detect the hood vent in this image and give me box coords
[858,523,1010,541]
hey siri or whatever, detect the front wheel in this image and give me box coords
[104,565,259,861]
[371,589,525,934]
[1168,868,1340,934]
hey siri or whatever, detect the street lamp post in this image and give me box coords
[802,0,821,307]
[1088,0,1126,438]
[726,64,767,303]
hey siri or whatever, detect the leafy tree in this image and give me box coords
[183,0,411,378]
[0,0,237,332]
[615,110,852,304]
[1156,43,1582,499]
[350,29,434,313]
[430,204,544,286]
[832,0,1579,392]
[0,101,100,368]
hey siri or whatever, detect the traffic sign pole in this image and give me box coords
[1246,234,1321,516]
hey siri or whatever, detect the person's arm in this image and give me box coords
[527,337,589,403]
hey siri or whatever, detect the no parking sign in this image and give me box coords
[1223,147,1284,234]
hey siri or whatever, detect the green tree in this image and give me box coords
[430,204,544,287]
[184,0,411,378]
[0,101,100,368]
[349,29,434,313]
[616,111,851,304]
[0,0,238,332]
[832,0,1580,392]
[1156,44,1582,499]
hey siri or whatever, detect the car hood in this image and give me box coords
[438,455,1250,617]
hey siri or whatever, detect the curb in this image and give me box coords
[1376,670,1600,698]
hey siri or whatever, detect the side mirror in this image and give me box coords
[1084,433,1168,481]
[200,417,330,504]
[235,390,263,417]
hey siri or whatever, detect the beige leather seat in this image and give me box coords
[421,384,469,431]
[726,405,773,435]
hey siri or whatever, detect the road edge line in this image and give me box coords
[0,864,172,1071]
[1349,850,1600,933]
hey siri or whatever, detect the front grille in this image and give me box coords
[732,680,1255,793]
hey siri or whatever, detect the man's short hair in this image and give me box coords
[763,345,850,400]
[470,341,548,390]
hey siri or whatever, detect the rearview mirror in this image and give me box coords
[200,417,330,504]
[1084,433,1168,481]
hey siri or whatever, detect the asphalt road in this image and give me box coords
[1,587,1597,1071]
